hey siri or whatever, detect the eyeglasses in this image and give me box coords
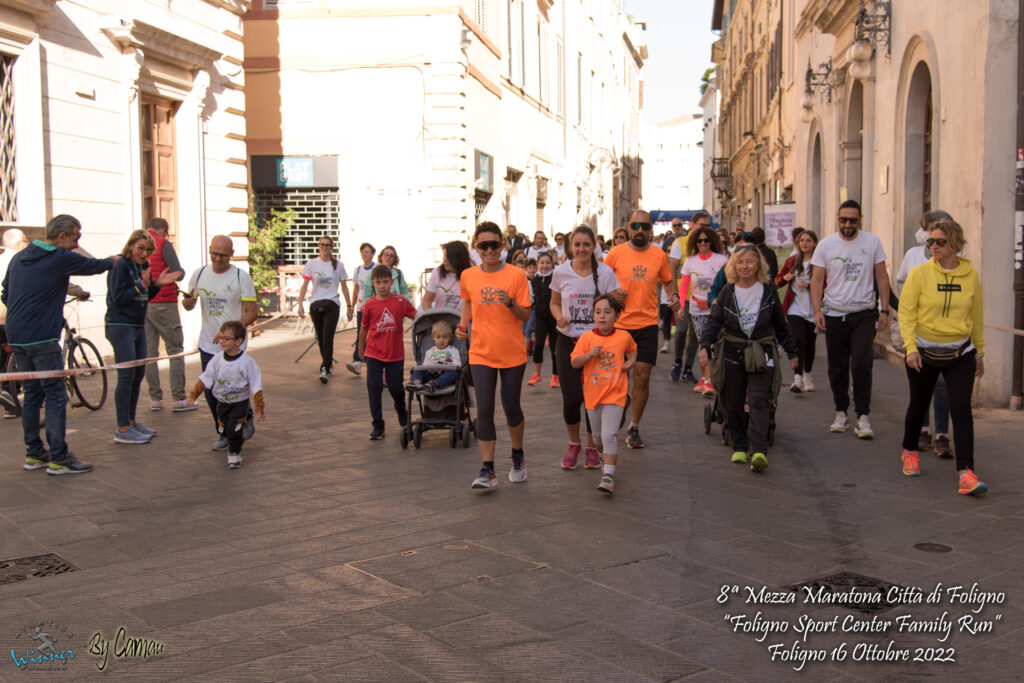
[838,217,859,225]
[671,223,683,228]
[926,238,948,247]
[209,251,231,259]
[318,242,332,248]
[629,222,653,231]
[476,240,502,252]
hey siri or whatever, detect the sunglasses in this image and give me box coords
[734,231,755,241]
[695,238,711,244]
[733,244,757,252]
[926,238,948,247]
[629,222,653,231]
[671,223,683,228]
[838,217,859,225]
[476,240,502,252]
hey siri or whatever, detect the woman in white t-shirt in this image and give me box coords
[775,230,819,392]
[345,242,376,375]
[422,241,471,310]
[678,226,729,395]
[549,225,625,470]
[297,235,352,382]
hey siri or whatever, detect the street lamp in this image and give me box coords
[801,58,835,122]
[847,0,891,80]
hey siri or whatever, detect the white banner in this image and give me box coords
[764,204,797,247]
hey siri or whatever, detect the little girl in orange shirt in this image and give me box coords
[570,294,637,495]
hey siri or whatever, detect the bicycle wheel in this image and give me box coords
[67,338,107,410]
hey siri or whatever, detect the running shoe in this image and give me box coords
[132,422,157,436]
[583,446,601,469]
[509,451,527,482]
[802,373,815,391]
[901,449,921,476]
[789,375,803,393]
[597,473,615,494]
[424,381,438,394]
[406,378,424,391]
[115,428,150,444]
[472,467,497,489]
[750,452,767,472]
[730,451,748,464]
[369,425,384,440]
[550,375,560,388]
[669,362,682,382]
[917,430,932,451]
[682,368,698,384]
[527,373,542,386]
[693,379,706,393]
[934,435,954,459]
[150,400,162,411]
[345,361,361,375]
[561,443,581,470]
[957,469,987,495]
[212,436,229,451]
[659,341,670,353]
[702,382,716,398]
[24,453,50,471]
[830,411,849,432]
[626,425,644,449]
[227,454,242,469]
[46,454,93,475]
[319,367,329,384]
[853,415,874,439]
[172,399,197,412]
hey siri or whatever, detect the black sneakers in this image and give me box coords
[626,425,644,449]
[369,425,385,440]
[46,454,93,475]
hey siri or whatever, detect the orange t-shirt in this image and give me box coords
[603,243,672,329]
[571,328,637,409]
[460,264,530,368]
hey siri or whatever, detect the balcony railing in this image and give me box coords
[711,157,732,193]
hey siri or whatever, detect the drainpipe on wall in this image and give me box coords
[1012,0,1024,410]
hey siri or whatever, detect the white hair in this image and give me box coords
[2,229,26,249]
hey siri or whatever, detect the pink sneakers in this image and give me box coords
[561,443,581,470]
[584,447,601,469]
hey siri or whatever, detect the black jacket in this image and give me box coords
[700,282,798,359]
[531,271,555,319]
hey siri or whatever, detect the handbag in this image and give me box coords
[918,340,972,369]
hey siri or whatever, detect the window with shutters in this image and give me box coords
[0,53,16,222]
[140,96,179,244]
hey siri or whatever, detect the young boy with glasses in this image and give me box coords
[186,320,264,469]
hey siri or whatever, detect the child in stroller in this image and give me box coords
[400,308,474,449]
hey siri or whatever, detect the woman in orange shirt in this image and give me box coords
[570,294,637,495]
[457,222,532,490]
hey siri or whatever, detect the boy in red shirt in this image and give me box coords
[358,265,417,439]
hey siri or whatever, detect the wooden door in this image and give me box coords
[141,97,178,243]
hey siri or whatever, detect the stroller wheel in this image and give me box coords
[461,422,471,448]
[413,424,423,449]
[400,426,409,449]
[449,427,458,448]
[703,402,712,435]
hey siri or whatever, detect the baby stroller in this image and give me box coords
[400,307,475,450]
[702,343,778,449]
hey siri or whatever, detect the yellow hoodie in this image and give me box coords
[898,256,984,355]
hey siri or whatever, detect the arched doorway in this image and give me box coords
[843,81,864,205]
[903,61,933,253]
[811,133,822,232]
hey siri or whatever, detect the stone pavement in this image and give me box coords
[0,320,1021,682]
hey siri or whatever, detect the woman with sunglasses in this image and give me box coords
[898,219,987,495]
[107,230,183,443]
[775,230,819,392]
[297,235,352,383]
[612,229,629,247]
[457,222,532,489]
[679,226,728,395]
[549,225,626,469]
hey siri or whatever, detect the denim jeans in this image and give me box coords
[11,341,68,459]
[410,368,459,387]
[106,324,147,428]
[921,373,951,434]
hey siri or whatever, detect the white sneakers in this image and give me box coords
[802,373,815,392]
[345,361,361,375]
[853,414,874,439]
[830,411,850,432]
[789,374,803,393]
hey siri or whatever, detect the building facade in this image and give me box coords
[0,0,250,350]
[242,0,643,291]
[640,113,704,213]
[712,0,1020,405]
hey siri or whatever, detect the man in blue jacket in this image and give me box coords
[1,215,117,474]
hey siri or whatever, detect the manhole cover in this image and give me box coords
[787,571,902,615]
[914,542,952,553]
[0,554,80,585]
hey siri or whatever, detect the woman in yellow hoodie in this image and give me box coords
[898,219,986,495]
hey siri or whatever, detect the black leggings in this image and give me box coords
[659,303,673,341]
[532,313,558,372]
[902,352,977,471]
[470,363,526,441]
[554,333,592,433]
[310,300,340,372]
[788,314,816,374]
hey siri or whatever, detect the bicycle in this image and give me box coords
[2,299,108,420]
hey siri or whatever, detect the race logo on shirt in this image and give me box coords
[738,305,758,333]
[565,293,595,328]
[480,287,501,304]
[596,350,616,370]
[375,308,397,333]
[315,272,331,290]
[831,256,864,282]
[631,264,648,280]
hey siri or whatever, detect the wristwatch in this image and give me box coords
[880,309,891,315]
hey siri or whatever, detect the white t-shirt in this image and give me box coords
[734,283,764,337]
[525,246,550,260]
[809,230,888,314]
[895,245,930,296]
[198,351,263,404]
[425,269,462,309]
[188,265,257,355]
[424,345,461,367]
[549,261,622,338]
[681,252,729,316]
[301,257,348,306]
[555,244,565,261]
[787,263,815,321]
[668,239,684,262]
[351,263,373,311]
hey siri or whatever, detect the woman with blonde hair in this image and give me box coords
[898,219,987,495]
[700,245,798,472]
[106,229,182,443]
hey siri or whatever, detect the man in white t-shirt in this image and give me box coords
[810,199,891,439]
[524,231,551,260]
[182,235,259,449]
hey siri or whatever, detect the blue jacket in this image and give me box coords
[1,240,114,345]
[105,257,161,327]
